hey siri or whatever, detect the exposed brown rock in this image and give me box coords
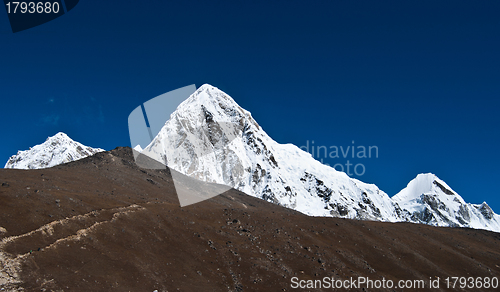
[0,147,498,291]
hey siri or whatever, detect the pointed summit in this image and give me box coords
[392,173,459,202]
[181,84,242,110]
[4,132,104,169]
[182,84,240,108]
[172,84,261,131]
[132,84,254,206]
[141,85,401,219]
[393,173,500,231]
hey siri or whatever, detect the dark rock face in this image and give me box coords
[458,204,471,222]
[412,207,435,224]
[478,202,495,220]
[0,147,499,291]
[433,180,455,196]
[421,194,447,212]
[301,172,333,203]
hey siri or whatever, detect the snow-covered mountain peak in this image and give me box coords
[4,132,104,169]
[52,132,69,139]
[172,84,261,131]
[135,84,500,232]
[140,84,401,220]
[393,173,460,202]
[182,84,239,109]
[393,173,500,231]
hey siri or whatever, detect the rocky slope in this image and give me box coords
[0,147,499,291]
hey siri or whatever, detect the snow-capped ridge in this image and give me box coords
[393,173,500,232]
[476,202,494,220]
[4,132,104,169]
[393,173,458,202]
[142,84,401,221]
[139,84,499,232]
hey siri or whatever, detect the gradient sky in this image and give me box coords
[1,0,499,212]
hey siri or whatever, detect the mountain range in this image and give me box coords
[4,84,499,233]
[2,147,498,291]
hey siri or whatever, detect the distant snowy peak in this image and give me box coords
[4,132,104,169]
[393,173,460,202]
[393,173,500,232]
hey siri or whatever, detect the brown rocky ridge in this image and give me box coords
[0,147,499,291]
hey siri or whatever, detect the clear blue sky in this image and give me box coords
[1,0,499,211]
